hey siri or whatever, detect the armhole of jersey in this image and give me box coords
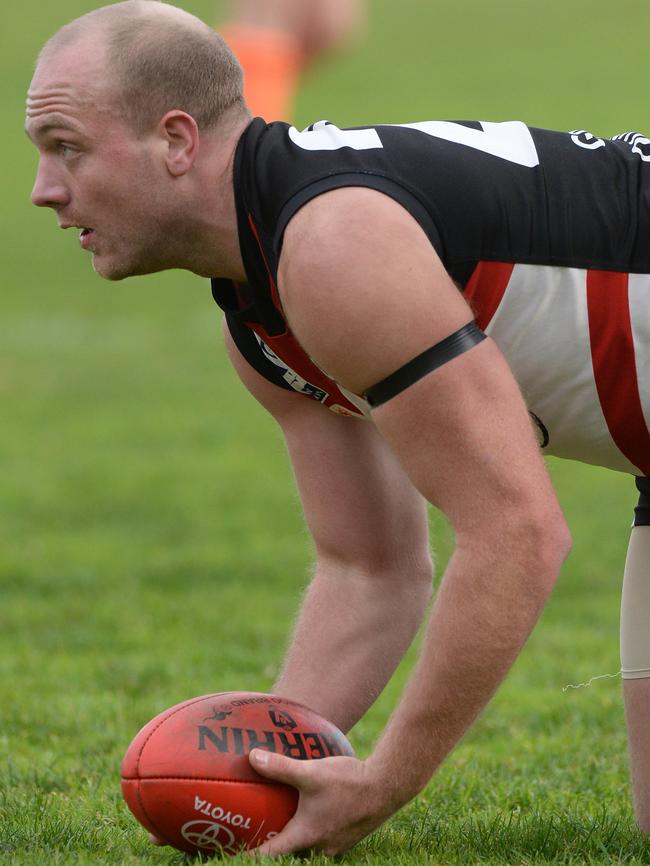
[273,172,444,259]
[225,313,294,394]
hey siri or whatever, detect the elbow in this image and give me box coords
[478,504,571,600]
[526,508,572,595]
[498,509,571,617]
[543,509,572,566]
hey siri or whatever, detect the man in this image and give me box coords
[26,0,650,857]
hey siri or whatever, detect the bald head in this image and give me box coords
[38,0,248,135]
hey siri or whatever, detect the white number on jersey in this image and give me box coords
[289,119,540,167]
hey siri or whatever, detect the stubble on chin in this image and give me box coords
[89,214,185,281]
[92,250,175,282]
[90,253,134,282]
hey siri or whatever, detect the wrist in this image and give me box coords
[363,750,428,814]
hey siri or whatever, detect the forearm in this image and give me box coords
[273,554,432,732]
[368,526,568,806]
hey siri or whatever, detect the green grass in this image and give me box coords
[3,0,650,862]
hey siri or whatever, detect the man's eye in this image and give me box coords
[57,143,77,158]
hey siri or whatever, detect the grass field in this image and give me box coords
[2,0,650,863]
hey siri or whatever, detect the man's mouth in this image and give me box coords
[79,227,95,250]
[58,223,96,249]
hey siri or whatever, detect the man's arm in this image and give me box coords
[239,187,571,856]
[224,323,435,732]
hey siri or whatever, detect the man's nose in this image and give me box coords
[31,157,70,209]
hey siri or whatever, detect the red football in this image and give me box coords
[121,692,354,856]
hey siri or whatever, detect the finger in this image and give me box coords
[249,749,316,788]
[249,818,314,858]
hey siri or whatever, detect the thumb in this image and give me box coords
[249,749,314,788]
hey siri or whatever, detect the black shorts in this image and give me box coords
[634,477,650,526]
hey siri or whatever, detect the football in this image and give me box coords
[121,691,354,856]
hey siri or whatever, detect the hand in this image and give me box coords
[247,749,397,857]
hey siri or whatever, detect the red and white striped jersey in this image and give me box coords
[466,263,650,475]
[212,119,650,476]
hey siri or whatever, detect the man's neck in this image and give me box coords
[185,118,249,282]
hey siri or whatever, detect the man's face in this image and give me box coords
[26,41,174,281]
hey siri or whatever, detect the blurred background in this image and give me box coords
[2,1,648,858]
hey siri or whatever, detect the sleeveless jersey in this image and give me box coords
[211,119,650,475]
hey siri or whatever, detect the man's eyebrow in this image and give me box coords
[25,114,83,141]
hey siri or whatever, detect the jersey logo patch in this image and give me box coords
[613,131,650,162]
[254,334,329,402]
[570,130,606,150]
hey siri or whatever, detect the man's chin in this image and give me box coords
[91,254,149,282]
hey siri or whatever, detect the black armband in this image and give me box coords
[634,477,650,526]
[363,321,487,409]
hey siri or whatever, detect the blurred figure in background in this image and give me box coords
[218,0,365,119]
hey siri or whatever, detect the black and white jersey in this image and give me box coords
[211,118,650,475]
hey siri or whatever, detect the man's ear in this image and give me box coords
[158,110,199,177]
